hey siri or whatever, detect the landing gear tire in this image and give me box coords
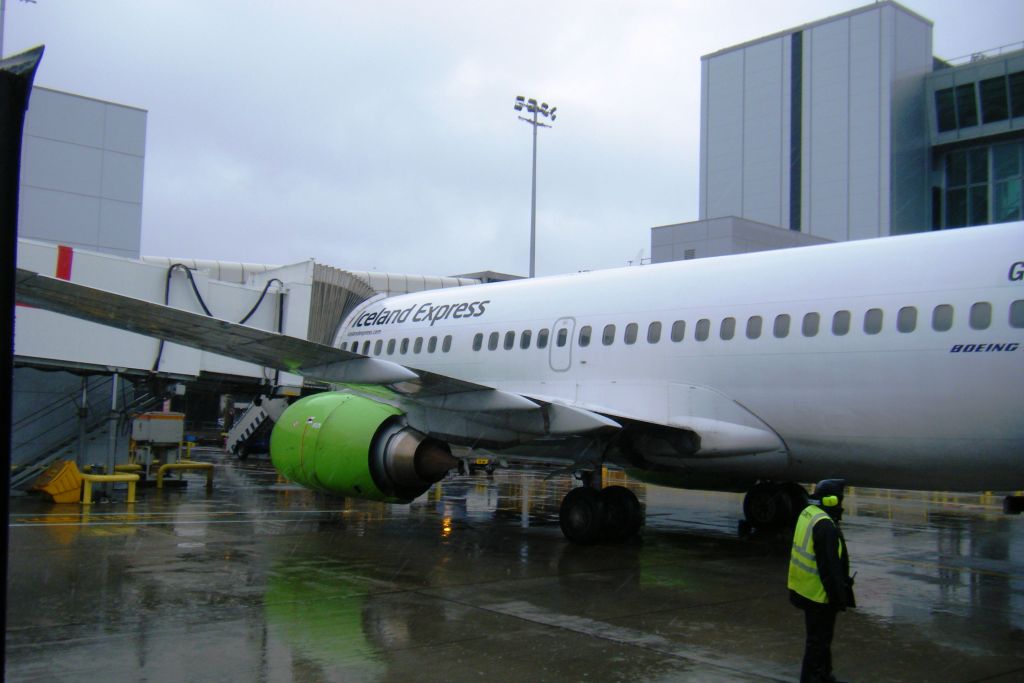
[600,486,643,543]
[559,487,606,545]
[236,444,249,461]
[743,482,795,530]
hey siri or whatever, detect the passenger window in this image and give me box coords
[556,328,568,347]
[932,304,954,332]
[400,338,410,354]
[472,333,483,351]
[802,313,820,337]
[504,331,515,350]
[602,324,616,345]
[362,341,371,355]
[1011,300,1024,328]
[537,328,550,349]
[671,320,685,342]
[340,342,348,351]
[897,307,917,333]
[773,314,790,338]
[520,330,532,349]
[373,340,383,355]
[864,308,883,335]
[579,325,592,347]
[413,337,423,353]
[647,322,661,343]
[746,316,762,339]
[387,338,397,355]
[970,302,992,330]
[696,318,710,341]
[488,332,499,351]
[428,336,438,353]
[832,310,850,336]
[442,335,452,352]
[625,323,638,345]
[720,317,735,340]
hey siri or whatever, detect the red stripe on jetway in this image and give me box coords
[56,245,74,280]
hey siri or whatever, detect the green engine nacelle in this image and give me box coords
[270,392,457,503]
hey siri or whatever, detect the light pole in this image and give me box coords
[514,95,556,278]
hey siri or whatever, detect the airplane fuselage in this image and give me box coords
[339,223,1024,492]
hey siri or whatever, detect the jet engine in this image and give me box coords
[270,392,457,503]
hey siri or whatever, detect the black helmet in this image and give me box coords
[812,479,846,508]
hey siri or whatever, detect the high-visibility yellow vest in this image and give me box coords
[787,504,843,603]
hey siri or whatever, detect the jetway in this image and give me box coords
[12,239,490,488]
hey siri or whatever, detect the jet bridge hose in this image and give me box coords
[151,265,283,372]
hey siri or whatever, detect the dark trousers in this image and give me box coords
[800,602,838,683]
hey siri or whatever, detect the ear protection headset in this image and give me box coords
[821,495,840,507]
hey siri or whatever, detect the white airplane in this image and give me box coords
[15,221,1024,543]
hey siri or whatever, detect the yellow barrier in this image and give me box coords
[156,461,214,489]
[81,473,139,505]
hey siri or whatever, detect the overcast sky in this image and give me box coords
[5,1,1023,277]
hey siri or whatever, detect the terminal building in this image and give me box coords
[652,0,1024,263]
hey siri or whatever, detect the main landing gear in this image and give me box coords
[742,481,808,530]
[559,484,644,545]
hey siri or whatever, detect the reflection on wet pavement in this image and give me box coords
[6,450,1024,682]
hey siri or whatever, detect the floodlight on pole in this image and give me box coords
[514,95,556,278]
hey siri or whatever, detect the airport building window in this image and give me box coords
[504,331,515,350]
[1011,71,1024,118]
[932,304,954,331]
[388,338,397,354]
[993,142,1022,223]
[897,306,917,333]
[579,325,592,347]
[520,330,532,349]
[442,335,452,352]
[413,337,423,353]
[956,83,978,128]
[970,302,992,330]
[1010,300,1024,328]
[647,321,662,344]
[720,317,735,340]
[773,314,790,338]
[374,340,383,355]
[428,336,437,353]
[602,324,616,345]
[472,333,483,351]
[671,320,685,342]
[802,312,820,337]
[980,76,1009,124]
[488,332,499,351]
[832,310,851,336]
[400,338,410,354]
[935,87,956,132]
[945,147,989,228]
[864,308,883,335]
[624,323,638,345]
[746,316,762,339]
[538,328,550,349]
[556,328,569,347]
[695,318,710,341]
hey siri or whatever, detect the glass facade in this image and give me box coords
[935,70,1024,133]
[943,142,1023,227]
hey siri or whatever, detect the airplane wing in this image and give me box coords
[15,268,619,442]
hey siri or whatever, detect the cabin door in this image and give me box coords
[549,317,575,372]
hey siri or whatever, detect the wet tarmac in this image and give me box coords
[6,450,1024,682]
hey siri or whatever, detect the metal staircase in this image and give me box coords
[225,396,289,457]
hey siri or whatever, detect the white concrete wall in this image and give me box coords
[699,2,933,241]
[18,88,147,259]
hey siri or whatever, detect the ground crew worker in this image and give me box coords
[788,478,856,683]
